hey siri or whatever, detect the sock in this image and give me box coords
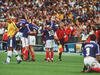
[6,51,12,63]
[83,66,87,71]
[21,47,25,55]
[91,67,100,72]
[46,50,49,59]
[51,50,54,58]
[13,49,21,60]
[30,51,35,60]
[32,54,35,60]
[24,50,29,60]
[59,52,62,59]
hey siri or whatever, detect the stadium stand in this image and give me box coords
[0,0,100,52]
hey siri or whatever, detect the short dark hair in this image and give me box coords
[90,34,96,41]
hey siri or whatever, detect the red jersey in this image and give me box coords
[65,27,72,36]
[56,28,65,39]
[72,28,76,36]
[3,32,8,41]
[96,30,100,41]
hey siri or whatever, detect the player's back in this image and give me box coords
[83,41,99,58]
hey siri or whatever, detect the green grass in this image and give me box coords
[0,52,99,75]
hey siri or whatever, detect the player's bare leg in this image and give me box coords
[29,45,35,61]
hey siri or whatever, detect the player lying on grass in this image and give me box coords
[81,34,100,72]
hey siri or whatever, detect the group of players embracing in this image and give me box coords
[3,16,61,64]
[3,16,100,73]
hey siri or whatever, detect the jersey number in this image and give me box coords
[49,30,54,36]
[86,48,90,56]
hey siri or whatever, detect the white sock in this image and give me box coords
[13,49,21,61]
[6,51,12,63]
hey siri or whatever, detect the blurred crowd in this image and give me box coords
[0,0,100,42]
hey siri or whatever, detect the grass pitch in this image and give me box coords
[0,52,99,75]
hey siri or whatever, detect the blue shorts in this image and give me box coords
[7,36,16,48]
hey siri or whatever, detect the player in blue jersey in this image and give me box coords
[41,20,58,62]
[81,34,100,72]
[17,19,29,60]
[25,23,38,61]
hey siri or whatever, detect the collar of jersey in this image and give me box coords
[90,41,96,43]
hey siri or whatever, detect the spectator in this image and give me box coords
[0,22,4,41]
[0,0,99,45]
[2,29,8,51]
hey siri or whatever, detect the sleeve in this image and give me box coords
[12,22,18,30]
[96,31,99,40]
[96,44,100,56]
[56,29,59,37]
[17,22,21,28]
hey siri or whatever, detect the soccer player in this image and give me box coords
[3,17,22,64]
[41,21,57,62]
[19,21,30,61]
[17,19,28,60]
[26,23,38,61]
[81,34,100,72]
[2,30,8,52]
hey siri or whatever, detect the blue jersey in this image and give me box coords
[42,29,55,40]
[42,23,57,40]
[83,41,100,58]
[17,19,26,27]
[17,19,28,32]
[28,23,38,32]
[23,23,38,37]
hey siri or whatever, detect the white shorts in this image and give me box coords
[45,40,55,48]
[84,56,100,68]
[21,37,28,47]
[28,35,36,46]
[16,32,23,40]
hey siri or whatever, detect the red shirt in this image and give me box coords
[65,27,72,36]
[96,30,100,40]
[56,28,65,39]
[72,28,76,36]
[3,32,8,41]
[85,36,91,43]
